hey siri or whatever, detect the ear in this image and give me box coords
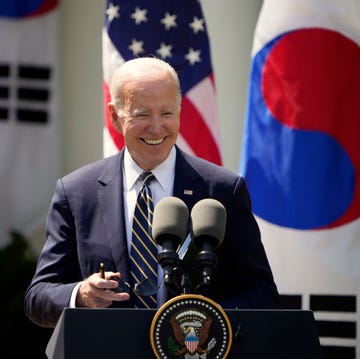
[108,103,123,135]
[108,103,118,125]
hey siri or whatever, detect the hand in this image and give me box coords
[76,271,130,308]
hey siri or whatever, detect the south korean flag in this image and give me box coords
[0,0,60,246]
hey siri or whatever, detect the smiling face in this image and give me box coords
[109,68,180,170]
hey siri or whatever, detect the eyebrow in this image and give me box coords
[129,108,148,116]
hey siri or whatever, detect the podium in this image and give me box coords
[46,307,322,358]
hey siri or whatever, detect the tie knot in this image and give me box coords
[141,171,155,186]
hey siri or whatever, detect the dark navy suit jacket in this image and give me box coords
[25,146,278,327]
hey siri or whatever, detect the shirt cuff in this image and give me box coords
[69,282,83,308]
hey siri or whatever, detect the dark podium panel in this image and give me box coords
[46,308,322,359]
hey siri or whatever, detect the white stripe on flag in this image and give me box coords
[186,76,221,150]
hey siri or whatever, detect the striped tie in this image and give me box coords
[130,171,157,308]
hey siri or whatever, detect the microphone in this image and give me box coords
[152,197,189,289]
[190,198,227,292]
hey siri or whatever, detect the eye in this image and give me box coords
[162,111,173,117]
[135,113,149,119]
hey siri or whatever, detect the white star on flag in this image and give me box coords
[156,42,173,59]
[128,38,144,56]
[161,12,177,31]
[106,2,120,22]
[185,48,201,65]
[189,16,205,34]
[131,7,147,25]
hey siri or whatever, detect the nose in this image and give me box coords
[147,115,163,132]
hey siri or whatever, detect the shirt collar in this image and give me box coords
[123,146,176,191]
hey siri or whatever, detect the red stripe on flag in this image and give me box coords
[104,81,125,150]
[180,96,222,165]
[209,73,215,87]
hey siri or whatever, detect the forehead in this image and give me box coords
[122,75,177,103]
[123,71,173,88]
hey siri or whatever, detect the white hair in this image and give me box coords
[109,57,182,112]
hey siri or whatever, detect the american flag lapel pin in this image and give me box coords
[184,189,193,195]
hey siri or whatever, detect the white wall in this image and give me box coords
[201,0,262,171]
[59,0,262,175]
[59,1,104,174]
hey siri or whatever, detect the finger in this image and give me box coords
[109,291,130,302]
[96,278,119,291]
[104,271,120,280]
[91,272,117,290]
[97,286,130,302]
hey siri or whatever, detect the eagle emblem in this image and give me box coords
[169,310,216,357]
[150,294,232,359]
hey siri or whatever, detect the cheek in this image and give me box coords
[121,120,144,137]
[170,117,180,132]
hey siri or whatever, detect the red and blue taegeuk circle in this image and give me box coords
[0,0,57,18]
[242,28,360,229]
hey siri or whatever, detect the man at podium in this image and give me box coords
[24,57,278,328]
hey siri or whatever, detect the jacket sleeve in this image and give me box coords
[24,179,82,328]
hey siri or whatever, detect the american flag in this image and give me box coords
[102,0,222,165]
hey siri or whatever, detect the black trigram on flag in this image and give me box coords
[277,293,357,359]
[0,63,52,124]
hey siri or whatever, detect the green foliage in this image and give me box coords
[0,231,52,358]
[167,336,180,356]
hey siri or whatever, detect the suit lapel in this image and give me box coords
[173,147,208,210]
[97,151,129,276]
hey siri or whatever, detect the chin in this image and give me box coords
[144,153,168,169]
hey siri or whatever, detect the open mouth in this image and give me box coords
[143,138,165,145]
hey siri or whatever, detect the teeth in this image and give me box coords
[144,138,164,145]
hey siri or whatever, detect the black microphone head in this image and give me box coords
[152,196,189,246]
[190,198,227,248]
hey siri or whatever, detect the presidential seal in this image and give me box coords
[150,294,232,359]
